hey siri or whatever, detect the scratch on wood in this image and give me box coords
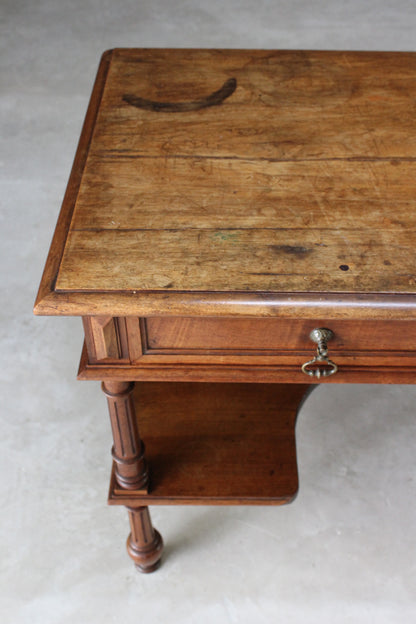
[123,78,237,113]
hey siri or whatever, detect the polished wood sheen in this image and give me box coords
[78,317,416,385]
[102,381,149,491]
[126,507,163,573]
[34,49,416,572]
[143,317,416,353]
[108,382,310,505]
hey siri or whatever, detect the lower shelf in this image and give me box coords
[108,382,311,506]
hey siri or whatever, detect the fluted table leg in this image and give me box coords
[102,381,164,572]
[126,506,163,573]
[102,381,148,490]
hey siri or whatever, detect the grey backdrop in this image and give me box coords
[1,2,416,622]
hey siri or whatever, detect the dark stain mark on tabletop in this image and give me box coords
[270,245,313,256]
[123,78,237,112]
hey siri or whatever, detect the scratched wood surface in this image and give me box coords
[37,49,416,311]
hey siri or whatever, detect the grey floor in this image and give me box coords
[2,1,416,622]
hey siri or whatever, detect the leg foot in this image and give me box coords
[126,507,163,573]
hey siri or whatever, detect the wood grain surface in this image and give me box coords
[35,49,416,316]
[108,382,310,505]
[143,317,416,353]
[33,49,416,574]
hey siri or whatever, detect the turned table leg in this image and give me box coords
[102,381,148,490]
[127,507,163,573]
[102,381,163,572]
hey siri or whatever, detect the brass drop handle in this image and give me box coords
[301,328,338,378]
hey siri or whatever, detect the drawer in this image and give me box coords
[142,317,416,355]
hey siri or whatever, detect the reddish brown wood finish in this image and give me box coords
[81,357,416,385]
[79,315,416,385]
[34,49,416,573]
[143,317,416,354]
[83,316,129,362]
[108,382,310,505]
[126,507,163,573]
[102,381,149,491]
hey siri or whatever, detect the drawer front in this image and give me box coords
[142,317,416,355]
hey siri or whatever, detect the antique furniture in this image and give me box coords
[34,49,416,572]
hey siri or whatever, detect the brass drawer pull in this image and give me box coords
[301,328,338,378]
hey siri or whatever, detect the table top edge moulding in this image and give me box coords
[34,48,416,320]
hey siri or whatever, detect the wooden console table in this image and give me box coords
[34,49,416,572]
